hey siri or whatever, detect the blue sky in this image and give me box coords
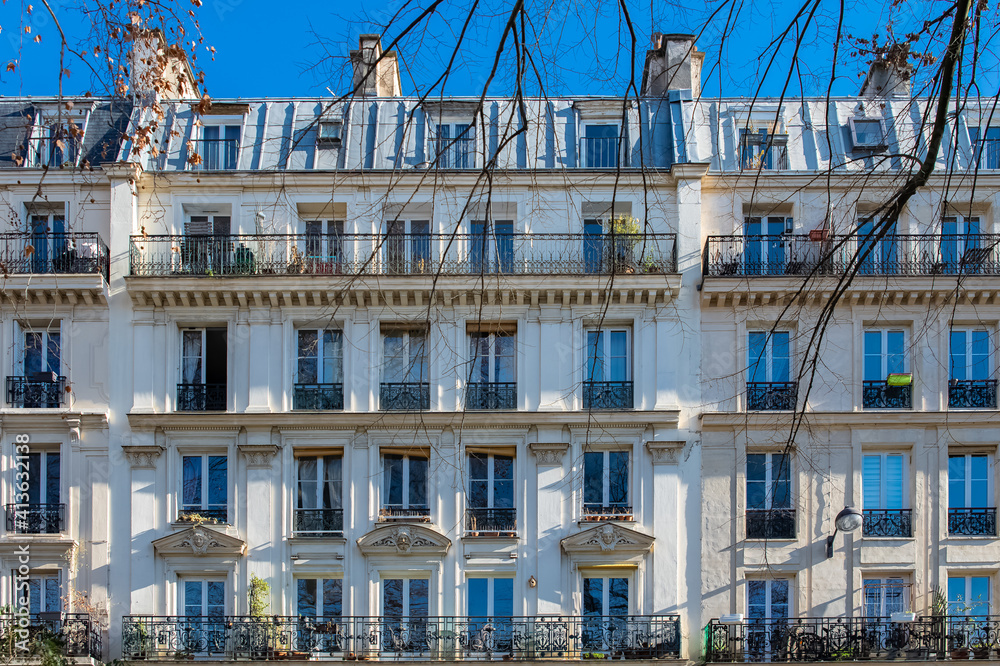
[1,0,993,99]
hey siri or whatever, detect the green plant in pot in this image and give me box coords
[607,215,641,273]
[248,574,274,660]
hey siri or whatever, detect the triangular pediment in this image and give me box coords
[561,523,654,554]
[357,524,451,555]
[153,526,246,558]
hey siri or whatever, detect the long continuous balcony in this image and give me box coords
[703,234,1000,277]
[862,509,913,538]
[0,613,101,660]
[5,503,65,534]
[122,615,681,660]
[948,507,997,536]
[293,508,344,536]
[129,233,677,277]
[707,616,1000,662]
[948,379,998,409]
[0,232,110,281]
[6,375,67,408]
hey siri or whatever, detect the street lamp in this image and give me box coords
[826,506,863,558]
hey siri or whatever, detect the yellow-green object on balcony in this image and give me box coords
[887,373,913,386]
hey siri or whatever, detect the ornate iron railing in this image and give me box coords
[129,233,676,277]
[379,506,431,522]
[746,382,797,411]
[5,503,64,534]
[177,507,228,524]
[380,382,430,411]
[582,381,633,409]
[862,509,913,537]
[5,375,67,408]
[862,381,912,409]
[122,614,680,660]
[0,613,101,660]
[176,383,227,411]
[948,379,998,409]
[293,508,344,536]
[948,507,997,536]
[0,232,110,281]
[582,505,634,521]
[465,382,516,410]
[465,508,517,534]
[293,383,344,410]
[746,509,796,539]
[703,234,1000,277]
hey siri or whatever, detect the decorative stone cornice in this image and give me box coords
[561,523,655,555]
[238,444,279,467]
[153,526,246,558]
[530,443,569,466]
[357,524,451,555]
[646,440,685,465]
[122,445,165,468]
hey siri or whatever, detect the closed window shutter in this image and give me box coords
[186,216,211,235]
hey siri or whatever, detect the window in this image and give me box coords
[301,220,345,274]
[581,573,630,652]
[583,450,630,519]
[747,331,794,410]
[740,129,788,170]
[22,573,61,614]
[467,453,514,534]
[582,124,620,168]
[181,454,228,523]
[746,453,794,539]
[849,117,887,149]
[468,577,514,618]
[181,579,226,617]
[864,577,910,616]
[941,216,984,274]
[295,455,343,536]
[297,578,343,618]
[381,329,429,410]
[181,214,231,274]
[949,576,991,616]
[862,453,911,537]
[384,219,431,274]
[28,119,81,167]
[743,217,791,275]
[317,121,342,144]
[862,329,911,409]
[949,329,996,409]
[748,579,790,620]
[27,208,67,273]
[294,330,344,410]
[435,123,474,168]
[969,126,1000,169]
[381,453,429,520]
[948,454,996,536]
[382,577,429,648]
[584,328,632,409]
[469,220,514,273]
[9,451,62,534]
[179,328,227,411]
[467,331,516,410]
[856,216,897,275]
[9,327,64,408]
[195,125,240,170]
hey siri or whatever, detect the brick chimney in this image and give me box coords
[641,33,704,98]
[128,29,198,100]
[860,45,913,98]
[350,34,402,97]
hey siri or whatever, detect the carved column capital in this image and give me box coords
[238,444,279,468]
[530,443,569,466]
[646,441,685,465]
[122,445,165,468]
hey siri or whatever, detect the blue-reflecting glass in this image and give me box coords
[323,580,342,618]
[298,579,317,617]
[208,456,227,508]
[584,452,603,505]
[468,578,488,617]
[183,456,202,507]
[583,578,603,616]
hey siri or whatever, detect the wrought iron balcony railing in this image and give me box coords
[6,375,67,408]
[582,381,633,410]
[465,382,516,410]
[293,383,344,410]
[465,507,517,535]
[380,382,430,411]
[705,615,1000,662]
[434,136,475,169]
[948,507,997,536]
[176,383,227,411]
[862,381,913,409]
[129,233,677,277]
[862,508,913,538]
[704,234,1000,277]
[0,613,101,660]
[746,508,796,539]
[582,505,634,521]
[5,503,64,534]
[747,382,798,411]
[0,232,110,280]
[948,379,998,409]
[122,614,680,660]
[187,138,239,170]
[177,508,228,524]
[293,508,344,536]
[582,136,621,168]
[379,506,431,522]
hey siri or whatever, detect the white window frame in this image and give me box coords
[382,453,428,511]
[585,327,632,382]
[296,454,343,510]
[380,576,431,616]
[849,116,888,149]
[466,575,515,616]
[949,453,993,508]
[862,452,909,510]
[583,449,631,511]
[28,112,85,168]
[178,577,228,616]
[19,326,61,376]
[192,122,242,171]
[581,571,633,615]
[948,575,992,616]
[747,330,791,383]
[467,452,514,509]
[180,452,229,518]
[580,122,622,168]
[950,328,991,381]
[296,329,344,384]
[317,120,343,144]
[295,576,343,617]
[433,121,476,168]
[863,329,909,379]
[862,576,912,615]
[468,331,516,383]
[18,449,61,505]
[746,577,792,619]
[746,452,792,510]
[23,571,62,613]
[381,329,429,384]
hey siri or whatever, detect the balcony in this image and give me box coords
[704,234,1000,277]
[747,382,798,411]
[122,614,680,660]
[435,136,475,168]
[582,381,633,410]
[176,383,227,411]
[582,136,621,168]
[706,615,1000,662]
[465,507,517,535]
[862,381,912,409]
[948,379,998,409]
[6,375,66,408]
[583,504,634,521]
[746,508,796,539]
[948,507,997,536]
[293,508,344,537]
[862,508,913,538]
[465,382,516,410]
[177,508,228,524]
[187,138,238,170]
[0,232,109,281]
[379,506,431,522]
[293,383,344,410]
[5,503,65,534]
[380,382,430,411]
[129,233,677,277]
[0,613,101,660]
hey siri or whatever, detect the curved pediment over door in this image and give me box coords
[357,524,451,556]
[153,526,246,558]
[561,523,654,555]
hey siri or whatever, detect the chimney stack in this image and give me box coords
[860,45,913,98]
[350,34,402,97]
[641,33,704,98]
[128,29,198,101]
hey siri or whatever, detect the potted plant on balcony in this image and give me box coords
[608,215,641,273]
[248,574,274,660]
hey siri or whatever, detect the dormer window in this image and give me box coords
[28,116,82,168]
[318,121,342,144]
[434,122,475,168]
[740,128,788,171]
[969,126,1000,169]
[192,124,240,170]
[850,117,888,149]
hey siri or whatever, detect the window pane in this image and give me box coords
[298,457,317,509]
[323,579,343,618]
[494,579,514,617]
[24,332,42,375]
[324,456,343,510]
[208,456,227,508]
[587,331,604,381]
[887,331,905,374]
[951,331,968,381]
[772,454,791,509]
[46,452,60,504]
[864,331,882,380]
[609,331,628,381]
[182,331,203,384]
[972,331,990,380]
[298,330,319,383]
[949,456,967,509]
[44,578,60,613]
[384,455,403,506]
[885,455,904,509]
[970,577,991,615]
[748,332,766,384]
[609,578,629,616]
[609,451,629,505]
[384,334,404,382]
[770,581,789,619]
[772,333,790,382]
[583,578,603,616]
[746,454,766,509]
[747,580,766,618]
[970,455,989,507]
[25,453,41,504]
[46,332,60,372]
[298,579,317,617]
[863,455,882,509]
[948,577,967,615]
[383,579,403,617]
[468,578,488,617]
[409,579,429,618]
[584,452,603,505]
[183,456,202,506]
[409,456,428,507]
[185,581,202,616]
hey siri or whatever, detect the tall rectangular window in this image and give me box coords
[951,330,990,381]
[27,209,66,272]
[583,450,630,519]
[746,453,794,539]
[747,579,790,619]
[949,576,991,616]
[381,329,429,410]
[302,220,345,272]
[857,216,898,275]
[382,453,429,519]
[179,328,227,411]
[13,328,63,408]
[385,220,431,274]
[584,328,632,410]
[10,451,62,534]
[746,331,795,411]
[467,453,515,533]
[297,330,344,384]
[470,220,513,273]
[941,216,982,273]
[743,217,789,274]
[199,125,240,170]
[862,453,911,537]
[181,454,228,522]
[295,455,343,535]
[467,577,514,617]
[297,578,343,618]
[24,573,61,614]
[582,124,619,168]
[436,123,474,168]
[181,579,226,617]
[863,329,911,409]
[467,331,516,410]
[948,454,996,536]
